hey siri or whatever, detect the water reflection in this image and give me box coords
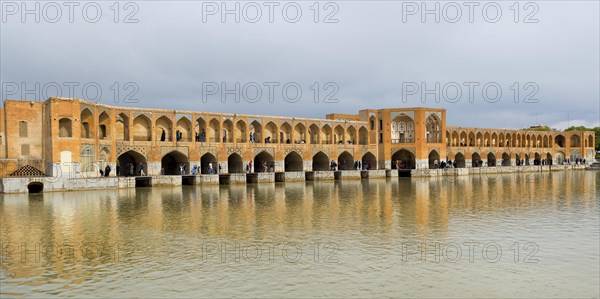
[1,171,598,297]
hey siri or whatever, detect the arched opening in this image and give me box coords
[209,118,220,143]
[80,109,94,139]
[428,150,440,169]
[392,149,415,169]
[468,132,475,147]
[161,151,189,175]
[249,120,262,143]
[452,131,459,146]
[543,136,549,148]
[58,118,72,137]
[264,121,278,143]
[334,125,345,144]
[309,124,320,144]
[27,182,44,193]
[347,126,357,144]
[426,114,442,143]
[555,135,565,147]
[391,113,415,143]
[359,127,368,145]
[99,112,110,139]
[555,152,565,165]
[483,132,490,147]
[546,153,553,165]
[536,135,542,148]
[322,125,332,144]
[228,153,244,173]
[516,153,521,165]
[476,132,483,147]
[337,151,353,170]
[196,117,207,142]
[588,135,594,148]
[235,120,247,143]
[570,135,581,147]
[472,153,482,167]
[361,152,376,170]
[222,119,233,143]
[176,117,192,142]
[455,153,466,168]
[201,153,218,174]
[534,153,541,165]
[501,153,510,166]
[491,133,497,147]
[116,113,129,140]
[487,153,496,167]
[281,122,292,144]
[312,152,329,171]
[117,150,147,176]
[460,131,467,146]
[285,151,303,171]
[524,154,530,165]
[133,115,152,141]
[293,123,306,144]
[254,151,274,172]
[156,116,173,142]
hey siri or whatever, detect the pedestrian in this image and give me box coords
[139,162,145,176]
[208,162,213,174]
[105,164,111,177]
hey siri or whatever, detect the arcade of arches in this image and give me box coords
[1,98,595,178]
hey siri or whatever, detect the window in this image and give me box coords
[379,120,382,131]
[59,118,73,137]
[81,147,94,172]
[19,121,28,137]
[370,120,374,130]
[379,133,383,143]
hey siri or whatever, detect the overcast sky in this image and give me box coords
[1,1,598,130]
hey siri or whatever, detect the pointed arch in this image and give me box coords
[425,114,441,143]
[176,117,192,142]
[208,118,220,143]
[285,151,303,171]
[254,151,274,172]
[117,150,146,176]
[250,120,262,143]
[454,152,465,168]
[80,108,94,139]
[235,119,247,143]
[156,116,173,142]
[428,149,440,169]
[264,121,278,143]
[228,153,244,173]
[321,124,332,144]
[98,111,110,140]
[133,114,152,141]
[359,126,368,145]
[309,124,320,144]
[337,151,353,170]
[391,149,415,169]
[280,122,292,144]
[312,151,329,171]
[222,119,233,143]
[201,152,218,174]
[116,113,129,140]
[347,125,357,144]
[293,123,306,144]
[361,152,376,170]
[161,150,189,175]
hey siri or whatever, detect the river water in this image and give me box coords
[1,171,599,298]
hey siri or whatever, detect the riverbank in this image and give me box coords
[0,164,589,194]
